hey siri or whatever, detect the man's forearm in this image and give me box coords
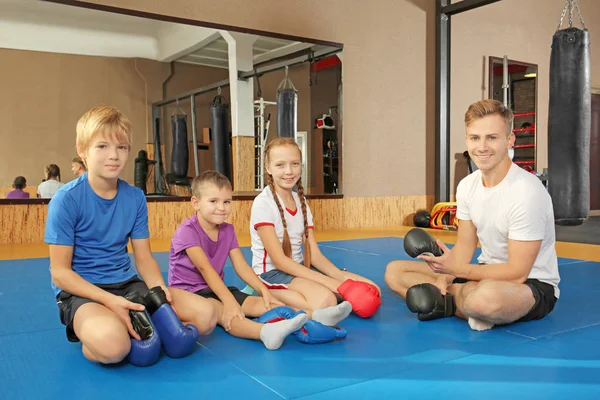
[458,263,527,283]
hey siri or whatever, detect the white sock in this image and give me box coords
[259,313,309,350]
[311,301,352,326]
[468,316,495,331]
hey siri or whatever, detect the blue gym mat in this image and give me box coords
[1,237,599,399]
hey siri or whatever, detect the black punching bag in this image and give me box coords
[134,150,149,194]
[171,115,189,179]
[548,26,591,226]
[276,66,298,139]
[210,92,232,181]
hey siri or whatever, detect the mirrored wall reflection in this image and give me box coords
[0,0,343,200]
[489,56,538,173]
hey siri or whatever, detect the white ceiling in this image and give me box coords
[0,0,338,69]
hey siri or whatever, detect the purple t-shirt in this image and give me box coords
[6,189,30,199]
[168,214,239,292]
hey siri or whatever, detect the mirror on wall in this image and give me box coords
[489,56,538,173]
[0,0,343,201]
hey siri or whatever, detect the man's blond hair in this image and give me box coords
[464,99,514,135]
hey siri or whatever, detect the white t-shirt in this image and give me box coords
[456,163,560,298]
[250,186,314,275]
[37,179,65,199]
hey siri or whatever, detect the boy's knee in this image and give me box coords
[83,329,131,364]
[193,304,219,335]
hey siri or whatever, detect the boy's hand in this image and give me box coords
[160,284,173,303]
[104,295,145,340]
[260,289,285,310]
[222,301,245,332]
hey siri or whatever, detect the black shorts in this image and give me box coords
[452,277,557,322]
[194,286,249,306]
[56,276,148,342]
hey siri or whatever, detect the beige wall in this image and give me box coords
[0,48,165,187]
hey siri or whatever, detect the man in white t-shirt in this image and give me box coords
[385,99,560,331]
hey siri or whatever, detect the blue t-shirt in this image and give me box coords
[44,173,149,295]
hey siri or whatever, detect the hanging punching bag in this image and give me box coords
[548,6,591,226]
[171,115,189,179]
[210,91,232,181]
[276,66,298,139]
[134,150,149,194]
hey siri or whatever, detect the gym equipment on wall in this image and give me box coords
[211,88,232,182]
[548,0,590,226]
[134,150,155,195]
[171,101,190,183]
[254,97,275,190]
[276,66,298,139]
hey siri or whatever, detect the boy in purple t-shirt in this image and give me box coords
[6,176,30,199]
[168,171,352,350]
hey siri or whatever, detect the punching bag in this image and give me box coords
[276,66,298,139]
[171,115,189,179]
[210,91,232,181]
[134,150,149,194]
[548,19,591,225]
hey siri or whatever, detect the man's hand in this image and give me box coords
[418,240,465,277]
[433,275,452,295]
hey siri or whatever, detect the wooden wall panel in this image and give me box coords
[0,204,47,243]
[0,195,433,244]
[232,136,255,192]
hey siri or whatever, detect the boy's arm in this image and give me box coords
[50,244,144,339]
[50,245,116,304]
[130,238,172,302]
[185,246,238,305]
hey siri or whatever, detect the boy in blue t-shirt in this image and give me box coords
[45,105,216,365]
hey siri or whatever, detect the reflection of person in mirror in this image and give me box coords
[249,138,382,319]
[6,176,30,199]
[37,164,64,198]
[71,156,87,177]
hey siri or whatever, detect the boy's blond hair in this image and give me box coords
[464,99,514,136]
[191,170,232,198]
[76,105,132,153]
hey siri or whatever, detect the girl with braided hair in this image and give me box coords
[250,138,380,313]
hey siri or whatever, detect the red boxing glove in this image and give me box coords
[337,279,381,318]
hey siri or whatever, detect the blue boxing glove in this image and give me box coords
[255,306,297,323]
[256,306,347,345]
[143,287,199,358]
[124,293,162,367]
[293,317,347,344]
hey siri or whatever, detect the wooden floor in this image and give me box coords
[1,227,599,262]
